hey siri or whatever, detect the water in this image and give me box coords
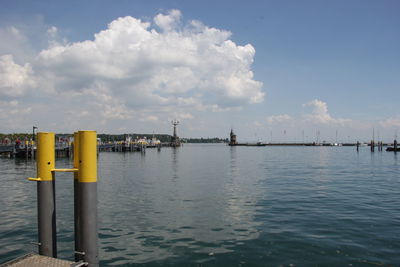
[0,145,399,266]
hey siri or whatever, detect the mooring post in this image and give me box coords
[394,139,398,153]
[25,140,28,159]
[356,141,359,152]
[73,132,82,261]
[370,140,374,152]
[28,132,57,257]
[32,127,37,158]
[78,131,99,267]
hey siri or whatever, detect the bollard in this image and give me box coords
[28,132,57,257]
[78,131,99,267]
[73,132,82,261]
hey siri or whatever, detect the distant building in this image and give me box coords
[229,129,237,145]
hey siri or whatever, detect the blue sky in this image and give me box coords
[0,0,399,142]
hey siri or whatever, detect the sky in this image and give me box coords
[0,0,399,142]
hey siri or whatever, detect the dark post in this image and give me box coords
[394,139,398,153]
[28,132,57,257]
[356,141,359,152]
[370,140,374,152]
[32,126,37,159]
[79,131,99,267]
[32,126,37,142]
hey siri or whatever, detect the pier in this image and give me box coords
[0,140,170,159]
[0,253,75,267]
[98,141,165,153]
[0,143,70,158]
[227,129,397,149]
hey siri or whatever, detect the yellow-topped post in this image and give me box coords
[79,131,97,183]
[37,132,55,180]
[78,131,98,267]
[36,132,57,257]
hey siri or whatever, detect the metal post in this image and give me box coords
[25,140,28,159]
[74,132,82,261]
[32,126,37,142]
[31,132,57,257]
[78,131,98,267]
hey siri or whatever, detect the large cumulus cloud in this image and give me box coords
[0,10,264,132]
[37,10,263,109]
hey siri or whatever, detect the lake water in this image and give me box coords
[0,144,399,266]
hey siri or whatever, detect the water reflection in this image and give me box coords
[0,158,37,263]
[97,145,265,264]
[2,146,400,266]
[171,147,179,181]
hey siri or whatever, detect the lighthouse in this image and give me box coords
[229,129,237,145]
[170,120,181,147]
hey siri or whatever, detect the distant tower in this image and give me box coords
[229,129,237,145]
[170,119,181,147]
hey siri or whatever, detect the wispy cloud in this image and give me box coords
[262,99,354,130]
[266,114,292,124]
[380,117,400,128]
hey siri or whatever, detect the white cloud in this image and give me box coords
[154,9,182,32]
[73,82,133,120]
[0,100,31,117]
[0,100,32,131]
[0,54,35,96]
[29,11,263,114]
[177,113,194,120]
[139,115,159,122]
[380,117,400,128]
[0,10,265,132]
[266,114,292,124]
[302,99,351,126]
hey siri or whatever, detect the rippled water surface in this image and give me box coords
[1,145,399,266]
